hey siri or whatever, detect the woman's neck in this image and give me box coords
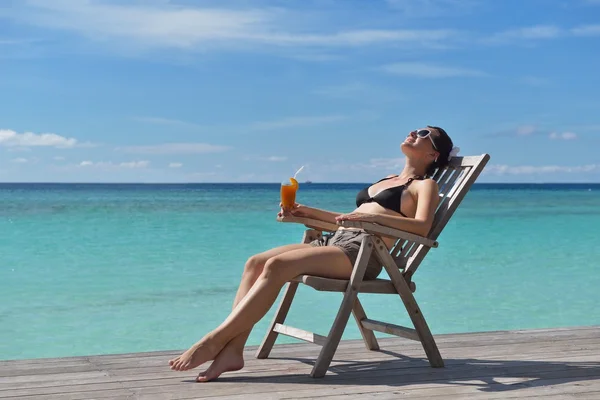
[397,159,428,180]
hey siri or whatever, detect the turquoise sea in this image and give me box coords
[1,183,599,361]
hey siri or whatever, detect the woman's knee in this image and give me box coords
[244,254,267,277]
[261,256,287,282]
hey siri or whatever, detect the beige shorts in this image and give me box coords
[309,229,383,280]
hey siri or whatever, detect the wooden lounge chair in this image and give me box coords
[256,154,490,378]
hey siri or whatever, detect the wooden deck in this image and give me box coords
[1,326,600,399]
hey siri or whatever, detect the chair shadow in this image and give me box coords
[212,349,600,393]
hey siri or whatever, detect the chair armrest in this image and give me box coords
[338,220,438,248]
[276,216,339,233]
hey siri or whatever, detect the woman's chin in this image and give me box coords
[400,142,413,154]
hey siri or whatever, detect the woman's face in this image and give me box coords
[401,128,440,162]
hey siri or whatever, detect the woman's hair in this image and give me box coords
[425,125,454,178]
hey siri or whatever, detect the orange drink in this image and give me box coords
[280,177,299,209]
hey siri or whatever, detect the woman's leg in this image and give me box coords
[170,246,353,374]
[193,243,310,381]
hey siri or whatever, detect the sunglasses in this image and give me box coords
[411,129,438,151]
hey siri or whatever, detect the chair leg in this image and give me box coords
[255,281,299,359]
[311,237,374,378]
[352,298,379,351]
[372,241,444,368]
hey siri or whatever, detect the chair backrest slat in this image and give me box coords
[390,154,490,275]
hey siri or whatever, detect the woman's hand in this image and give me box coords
[335,212,378,224]
[278,203,312,218]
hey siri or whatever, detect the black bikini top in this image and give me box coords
[355,175,423,217]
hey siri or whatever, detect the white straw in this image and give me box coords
[293,165,304,179]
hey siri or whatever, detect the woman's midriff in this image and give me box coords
[343,203,414,249]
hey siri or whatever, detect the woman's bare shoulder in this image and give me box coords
[415,178,439,192]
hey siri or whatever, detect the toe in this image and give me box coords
[197,371,214,382]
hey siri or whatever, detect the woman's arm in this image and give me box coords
[336,179,440,237]
[303,206,342,225]
[373,179,439,236]
[280,203,342,225]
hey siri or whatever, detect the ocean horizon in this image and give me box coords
[2,182,599,361]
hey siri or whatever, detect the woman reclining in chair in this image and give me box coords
[169,126,457,381]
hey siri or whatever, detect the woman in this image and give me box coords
[169,126,456,382]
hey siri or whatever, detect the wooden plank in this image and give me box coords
[311,236,374,378]
[2,325,599,399]
[272,324,327,346]
[7,333,598,376]
[276,215,339,232]
[119,353,600,399]
[3,324,596,372]
[361,319,419,341]
[1,347,599,398]
[351,298,379,351]
[8,336,588,390]
[0,371,108,386]
[438,167,462,198]
[255,281,299,359]
[373,241,443,367]
[294,275,398,294]
[449,155,489,168]
[404,153,489,278]
[23,350,590,398]
[276,380,600,400]
[0,389,136,400]
[3,325,599,373]
[204,376,600,400]
[433,166,455,194]
[94,338,600,378]
[338,220,438,248]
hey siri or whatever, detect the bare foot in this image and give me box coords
[169,339,222,372]
[196,345,244,382]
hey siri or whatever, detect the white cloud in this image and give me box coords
[492,125,578,140]
[484,23,600,44]
[386,0,479,17]
[313,83,369,98]
[168,162,183,168]
[516,125,537,136]
[120,161,149,169]
[571,25,600,36]
[549,132,578,140]
[0,129,78,148]
[486,164,598,175]
[116,143,230,155]
[79,160,149,169]
[265,156,287,162]
[484,25,563,44]
[312,82,401,103]
[327,157,406,172]
[132,116,203,129]
[381,62,487,78]
[248,115,348,131]
[53,156,66,161]
[368,158,406,170]
[244,155,288,162]
[520,76,550,87]
[10,157,28,163]
[5,1,455,52]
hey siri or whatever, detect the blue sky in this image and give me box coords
[1,0,599,183]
